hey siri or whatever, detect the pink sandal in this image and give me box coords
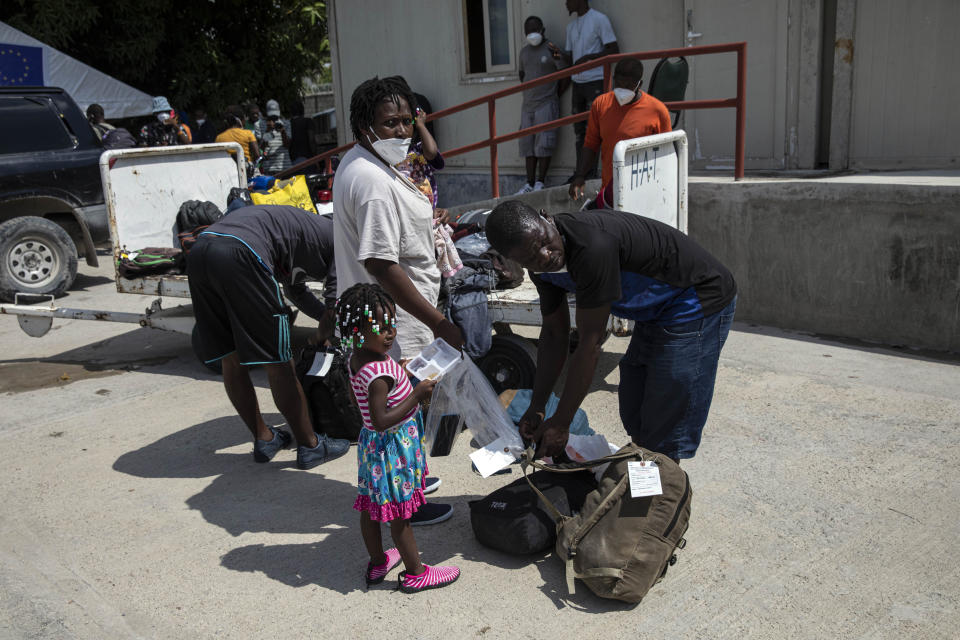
[365,548,402,586]
[397,564,460,593]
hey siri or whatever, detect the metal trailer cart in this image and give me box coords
[0,132,688,390]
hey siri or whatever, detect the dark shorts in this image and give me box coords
[618,296,737,459]
[187,234,293,366]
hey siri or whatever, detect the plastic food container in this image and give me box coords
[405,338,460,381]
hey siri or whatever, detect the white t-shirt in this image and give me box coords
[565,8,617,84]
[332,144,440,358]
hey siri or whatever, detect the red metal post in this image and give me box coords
[735,43,747,180]
[488,98,499,198]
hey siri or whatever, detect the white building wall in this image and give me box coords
[847,0,960,170]
[327,0,960,202]
[328,0,686,195]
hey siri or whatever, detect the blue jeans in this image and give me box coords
[618,297,737,459]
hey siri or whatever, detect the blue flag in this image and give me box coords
[0,44,43,86]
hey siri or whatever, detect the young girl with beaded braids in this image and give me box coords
[337,283,461,592]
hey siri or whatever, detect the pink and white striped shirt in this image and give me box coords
[350,356,416,431]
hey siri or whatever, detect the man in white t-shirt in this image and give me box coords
[548,0,618,180]
[333,76,463,526]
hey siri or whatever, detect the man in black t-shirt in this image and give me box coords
[187,205,349,469]
[485,201,738,461]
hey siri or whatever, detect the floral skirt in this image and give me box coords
[353,413,429,522]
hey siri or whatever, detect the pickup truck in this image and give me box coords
[0,86,108,301]
[0,131,690,389]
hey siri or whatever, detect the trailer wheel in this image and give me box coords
[192,324,222,374]
[0,216,78,302]
[477,334,537,394]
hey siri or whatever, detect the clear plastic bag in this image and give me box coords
[453,232,490,256]
[423,357,524,459]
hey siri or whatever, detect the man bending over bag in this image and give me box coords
[485,201,737,462]
[187,204,350,469]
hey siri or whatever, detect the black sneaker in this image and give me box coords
[423,477,441,495]
[252,427,292,463]
[410,502,454,526]
[296,433,350,470]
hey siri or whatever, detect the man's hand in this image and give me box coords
[433,207,450,226]
[433,317,464,350]
[547,42,563,59]
[532,415,571,459]
[568,175,586,200]
[518,406,545,444]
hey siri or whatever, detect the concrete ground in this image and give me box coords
[1,258,958,639]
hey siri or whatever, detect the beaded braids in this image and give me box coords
[335,283,398,350]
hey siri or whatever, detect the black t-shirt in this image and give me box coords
[201,205,336,320]
[530,210,736,323]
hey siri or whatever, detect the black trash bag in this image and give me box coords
[469,469,597,555]
[176,200,222,234]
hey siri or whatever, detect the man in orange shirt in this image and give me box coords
[569,59,671,207]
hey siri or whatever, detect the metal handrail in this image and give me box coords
[280,41,747,195]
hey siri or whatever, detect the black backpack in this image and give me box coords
[116,247,184,279]
[101,127,137,149]
[469,469,597,555]
[295,345,364,442]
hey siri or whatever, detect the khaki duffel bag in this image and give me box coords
[523,443,691,603]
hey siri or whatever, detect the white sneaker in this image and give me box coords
[514,183,534,195]
[533,181,544,191]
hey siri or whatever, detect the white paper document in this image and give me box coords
[469,435,518,478]
[627,460,663,498]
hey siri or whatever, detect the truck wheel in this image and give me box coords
[477,334,538,394]
[0,216,78,302]
[192,324,223,375]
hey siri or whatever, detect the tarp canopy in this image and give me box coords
[0,21,153,118]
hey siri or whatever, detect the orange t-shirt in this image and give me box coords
[216,127,257,161]
[583,91,672,187]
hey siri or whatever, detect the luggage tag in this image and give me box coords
[305,351,334,377]
[470,435,518,478]
[627,460,663,498]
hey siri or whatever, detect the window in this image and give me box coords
[462,0,516,78]
[0,97,74,154]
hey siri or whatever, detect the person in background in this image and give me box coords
[288,100,318,166]
[245,102,265,145]
[260,99,291,176]
[86,104,114,140]
[392,77,445,212]
[140,96,191,147]
[192,108,217,144]
[549,0,618,181]
[515,15,568,195]
[216,106,261,166]
[569,59,671,208]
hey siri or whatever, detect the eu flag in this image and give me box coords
[0,44,43,86]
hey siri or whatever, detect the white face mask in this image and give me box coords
[196,118,206,127]
[613,81,642,106]
[156,111,171,123]
[526,32,544,46]
[367,130,411,166]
